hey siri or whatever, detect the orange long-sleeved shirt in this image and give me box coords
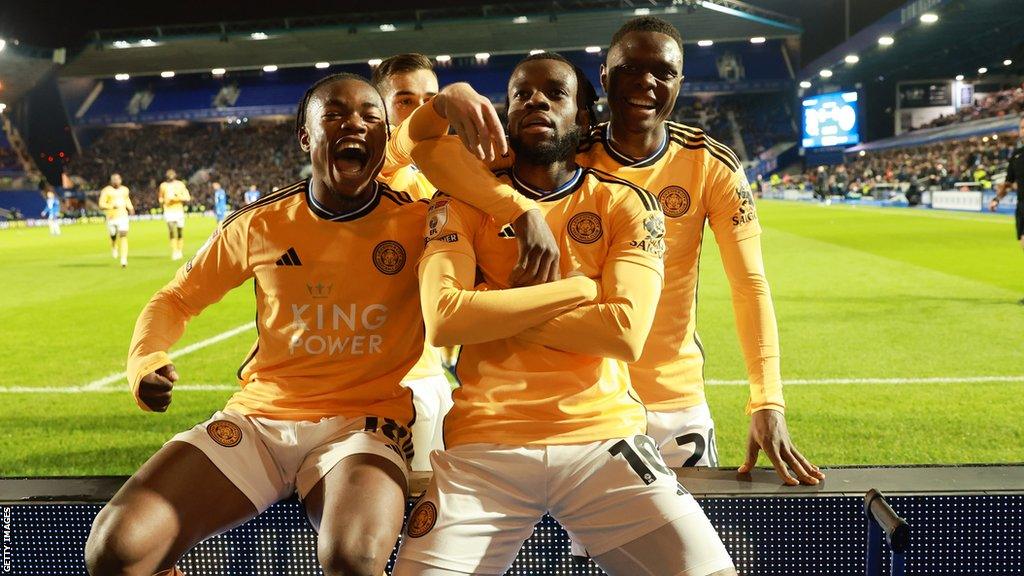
[127,179,426,423]
[418,167,666,447]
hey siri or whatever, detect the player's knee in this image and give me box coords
[86,506,145,575]
[317,536,386,576]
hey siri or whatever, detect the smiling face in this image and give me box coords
[298,78,387,197]
[381,69,439,125]
[506,58,584,165]
[601,30,683,134]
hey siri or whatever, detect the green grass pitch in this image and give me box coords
[1,201,1022,476]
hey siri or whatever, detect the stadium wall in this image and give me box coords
[2,466,1021,575]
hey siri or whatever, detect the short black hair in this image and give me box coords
[509,52,599,127]
[610,16,684,55]
[371,53,435,92]
[294,72,388,135]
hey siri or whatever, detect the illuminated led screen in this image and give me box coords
[3,495,1022,575]
[802,91,861,148]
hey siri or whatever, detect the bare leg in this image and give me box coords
[86,442,258,576]
[304,453,407,576]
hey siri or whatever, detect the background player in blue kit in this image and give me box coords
[243,184,261,205]
[42,189,61,236]
[212,181,228,222]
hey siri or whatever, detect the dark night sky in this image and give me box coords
[1,0,909,65]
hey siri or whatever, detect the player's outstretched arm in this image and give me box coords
[706,166,824,486]
[384,81,509,172]
[419,200,598,347]
[413,136,559,285]
[127,224,250,411]
[516,196,667,361]
[718,237,823,486]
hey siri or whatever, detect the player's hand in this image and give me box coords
[508,209,561,287]
[138,363,178,412]
[738,409,824,486]
[431,82,508,163]
[988,198,999,212]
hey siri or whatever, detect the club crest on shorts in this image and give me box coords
[407,500,437,538]
[567,212,603,244]
[658,186,691,218]
[206,420,242,447]
[373,240,406,275]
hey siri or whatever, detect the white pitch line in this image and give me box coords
[707,376,1024,385]
[80,322,256,391]
[2,375,1022,394]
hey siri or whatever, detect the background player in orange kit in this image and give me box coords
[98,173,134,268]
[157,169,191,261]
[86,74,428,576]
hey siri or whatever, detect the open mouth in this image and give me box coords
[333,140,369,174]
[625,97,658,111]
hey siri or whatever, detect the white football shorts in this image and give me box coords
[107,216,129,235]
[401,374,454,472]
[394,436,730,574]
[647,402,719,468]
[168,411,411,512]
[163,212,186,227]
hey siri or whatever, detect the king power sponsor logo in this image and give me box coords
[287,301,390,356]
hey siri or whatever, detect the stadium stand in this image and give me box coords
[763,130,1018,200]
[71,43,794,124]
[59,39,798,207]
[917,82,1024,131]
[67,122,306,212]
[65,87,798,211]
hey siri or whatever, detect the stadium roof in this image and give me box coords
[799,0,1024,87]
[60,0,802,78]
[0,44,58,105]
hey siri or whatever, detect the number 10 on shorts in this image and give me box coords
[609,435,673,485]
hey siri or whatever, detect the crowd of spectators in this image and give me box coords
[761,131,1019,199]
[67,121,308,212]
[917,83,1024,131]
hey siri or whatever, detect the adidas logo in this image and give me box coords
[275,247,302,266]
